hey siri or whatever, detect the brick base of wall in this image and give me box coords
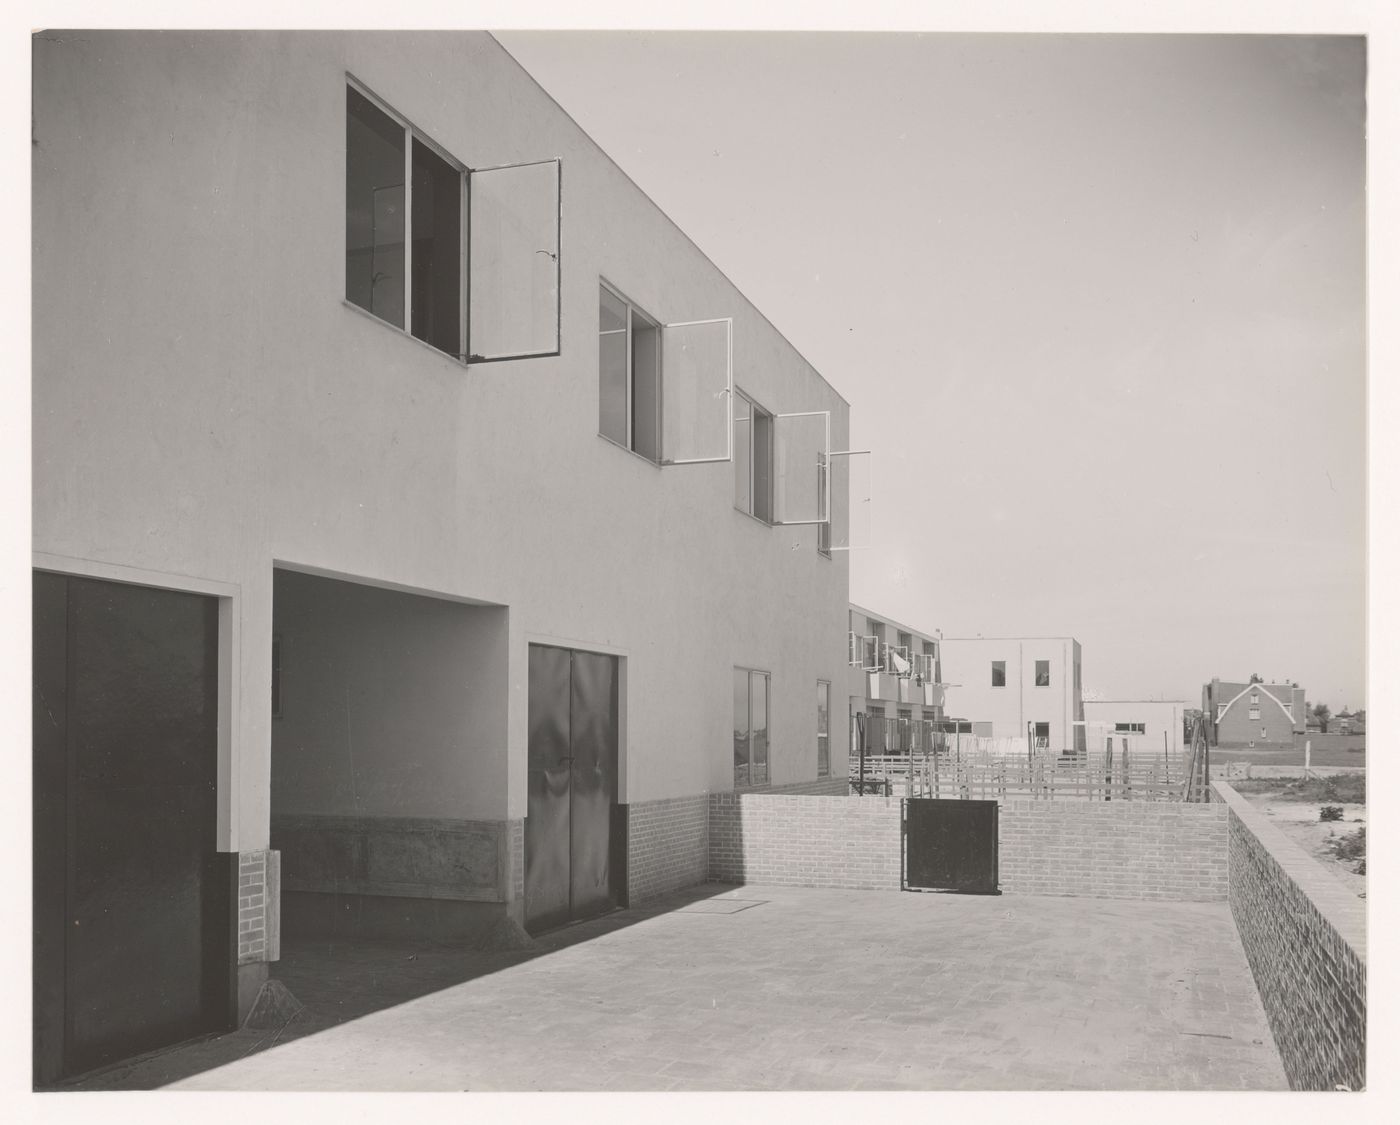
[626,794,710,904]
[999,800,1228,901]
[1214,781,1366,1090]
[736,777,850,797]
[238,850,280,964]
[709,793,902,890]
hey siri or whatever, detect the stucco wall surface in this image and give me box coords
[32,30,851,849]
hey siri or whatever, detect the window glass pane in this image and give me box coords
[599,287,629,445]
[750,672,769,785]
[468,159,560,359]
[662,319,731,463]
[632,317,661,461]
[816,682,829,735]
[991,661,1006,687]
[346,87,405,328]
[733,668,750,788]
[410,139,461,355]
[1035,660,1050,687]
[733,393,752,510]
[753,410,773,522]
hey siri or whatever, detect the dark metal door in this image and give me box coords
[526,645,573,932]
[904,798,999,894]
[569,650,618,920]
[525,645,619,933]
[33,573,229,1083]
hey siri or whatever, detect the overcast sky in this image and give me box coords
[497,31,1367,709]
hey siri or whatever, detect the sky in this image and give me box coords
[496,30,1368,709]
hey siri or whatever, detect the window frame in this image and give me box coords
[1034,659,1051,688]
[597,279,662,464]
[733,387,774,523]
[344,76,562,365]
[991,660,1007,688]
[816,679,831,777]
[734,666,772,788]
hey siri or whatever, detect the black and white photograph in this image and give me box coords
[10,0,1393,1112]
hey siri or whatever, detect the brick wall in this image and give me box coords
[709,793,902,889]
[238,849,281,964]
[999,800,1228,901]
[1214,781,1366,1090]
[627,794,710,904]
[737,777,851,797]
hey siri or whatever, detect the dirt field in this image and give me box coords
[1208,741,1366,769]
[1231,776,1366,897]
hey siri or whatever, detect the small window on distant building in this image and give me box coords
[1249,707,1260,720]
[1114,722,1146,734]
[991,660,1006,687]
[1260,728,1267,739]
[1035,660,1050,687]
[1033,721,1050,747]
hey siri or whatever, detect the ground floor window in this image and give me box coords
[1113,722,1146,734]
[1033,721,1050,748]
[734,668,770,787]
[816,680,830,776]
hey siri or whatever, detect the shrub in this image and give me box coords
[1330,826,1365,863]
[1320,805,1344,822]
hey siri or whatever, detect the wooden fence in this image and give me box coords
[850,749,1192,802]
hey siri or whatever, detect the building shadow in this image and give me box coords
[46,882,735,1092]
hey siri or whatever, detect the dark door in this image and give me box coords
[904,798,999,894]
[525,644,619,932]
[32,572,231,1084]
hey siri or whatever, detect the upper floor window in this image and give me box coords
[598,284,661,460]
[1035,660,1050,687]
[344,82,561,362]
[991,660,1006,687]
[734,389,774,521]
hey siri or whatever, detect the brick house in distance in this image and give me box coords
[1202,678,1305,749]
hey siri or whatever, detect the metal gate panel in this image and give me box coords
[568,650,618,921]
[904,798,999,894]
[525,645,572,931]
[33,574,227,1081]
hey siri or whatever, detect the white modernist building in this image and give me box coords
[32,30,858,1082]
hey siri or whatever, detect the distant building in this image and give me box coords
[938,637,1085,752]
[1202,678,1305,748]
[847,605,946,755]
[1081,700,1187,755]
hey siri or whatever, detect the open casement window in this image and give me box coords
[826,448,873,551]
[732,389,773,519]
[466,158,561,361]
[662,318,733,465]
[345,82,561,364]
[772,411,831,525]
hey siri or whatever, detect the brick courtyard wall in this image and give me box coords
[627,794,710,904]
[238,849,281,964]
[737,777,851,797]
[1213,781,1366,1090]
[709,793,901,889]
[998,800,1228,901]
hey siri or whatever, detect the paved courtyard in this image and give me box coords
[62,883,1286,1092]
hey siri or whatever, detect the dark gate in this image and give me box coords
[903,798,999,894]
[525,644,619,933]
[32,572,233,1084]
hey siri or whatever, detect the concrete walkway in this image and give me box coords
[62,883,1286,1092]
